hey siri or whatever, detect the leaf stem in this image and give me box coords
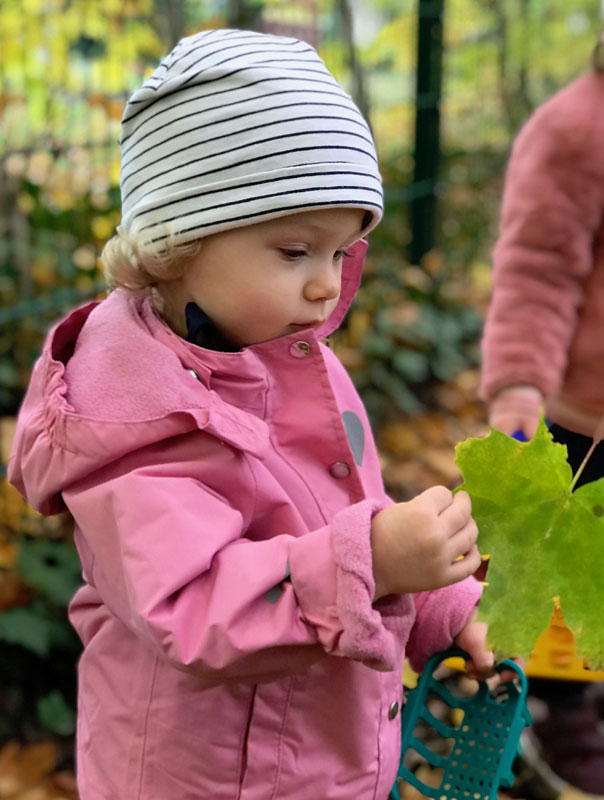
[568,411,604,492]
[569,439,598,492]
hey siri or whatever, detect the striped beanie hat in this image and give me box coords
[119,28,383,251]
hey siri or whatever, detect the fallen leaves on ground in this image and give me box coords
[379,373,488,500]
[0,741,77,800]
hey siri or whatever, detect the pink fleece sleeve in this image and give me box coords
[405,577,483,673]
[479,79,604,401]
[289,499,416,671]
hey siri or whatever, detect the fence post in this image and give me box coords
[153,0,186,48]
[409,0,444,266]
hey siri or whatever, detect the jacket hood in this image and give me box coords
[8,240,367,515]
[315,238,367,340]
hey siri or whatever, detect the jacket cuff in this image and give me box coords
[406,577,483,672]
[289,499,415,671]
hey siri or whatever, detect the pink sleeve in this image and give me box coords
[64,463,414,681]
[289,499,416,671]
[479,86,604,401]
[405,578,483,672]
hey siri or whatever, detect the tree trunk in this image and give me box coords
[227,0,263,30]
[153,0,185,49]
[336,0,372,129]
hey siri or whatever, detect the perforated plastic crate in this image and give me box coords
[391,648,530,800]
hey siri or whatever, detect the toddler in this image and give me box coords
[10,29,490,800]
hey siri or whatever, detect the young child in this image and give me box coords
[9,29,491,800]
[480,30,604,797]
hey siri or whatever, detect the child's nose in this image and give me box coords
[305,263,341,302]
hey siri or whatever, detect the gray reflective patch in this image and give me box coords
[265,560,291,603]
[342,410,365,466]
[265,586,282,603]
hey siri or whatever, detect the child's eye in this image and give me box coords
[334,249,351,261]
[280,249,306,261]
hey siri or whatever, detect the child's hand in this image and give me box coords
[370,486,481,601]
[453,609,495,680]
[455,610,524,686]
[488,385,542,440]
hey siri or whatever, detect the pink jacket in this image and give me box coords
[480,71,604,436]
[9,241,481,800]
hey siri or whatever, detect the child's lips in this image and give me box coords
[291,320,323,329]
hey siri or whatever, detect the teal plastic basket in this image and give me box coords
[391,648,531,800]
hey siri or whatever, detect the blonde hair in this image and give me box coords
[101,225,202,290]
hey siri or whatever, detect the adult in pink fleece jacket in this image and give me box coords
[9,29,489,800]
[480,33,604,797]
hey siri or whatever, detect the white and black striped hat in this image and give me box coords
[119,28,383,250]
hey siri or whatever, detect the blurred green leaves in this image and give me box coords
[37,690,76,736]
[337,247,483,425]
[0,602,73,658]
[0,484,81,740]
[17,538,82,607]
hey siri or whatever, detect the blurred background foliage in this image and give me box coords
[0,0,602,790]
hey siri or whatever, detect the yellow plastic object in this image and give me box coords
[403,605,604,689]
[525,605,604,682]
[402,659,419,689]
[436,605,604,682]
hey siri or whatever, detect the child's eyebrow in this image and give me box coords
[270,220,362,240]
[271,221,327,235]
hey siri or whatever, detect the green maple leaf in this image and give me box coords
[455,419,604,666]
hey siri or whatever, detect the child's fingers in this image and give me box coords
[447,518,479,562]
[447,544,482,582]
[465,648,495,680]
[417,485,454,515]
[485,662,524,689]
[439,490,473,537]
[466,661,495,681]
[448,548,481,584]
[457,617,495,679]
[496,668,520,684]
[495,657,525,685]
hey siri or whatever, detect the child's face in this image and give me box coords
[166,207,365,348]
